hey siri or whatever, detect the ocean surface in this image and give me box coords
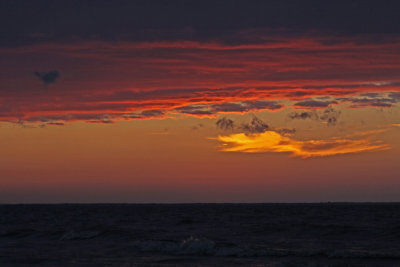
[1,203,400,266]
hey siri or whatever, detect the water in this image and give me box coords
[1,203,400,266]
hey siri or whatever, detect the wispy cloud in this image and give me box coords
[218,131,389,158]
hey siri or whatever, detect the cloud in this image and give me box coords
[338,97,396,108]
[294,99,337,109]
[240,116,269,133]
[175,100,283,117]
[288,111,318,120]
[334,92,400,108]
[218,131,389,158]
[319,107,341,126]
[212,100,282,113]
[123,109,166,119]
[276,128,296,136]
[241,100,283,111]
[46,122,65,126]
[34,70,60,84]
[175,105,214,116]
[20,114,117,124]
[216,117,235,131]
[2,34,400,124]
[288,107,340,126]
[216,116,295,137]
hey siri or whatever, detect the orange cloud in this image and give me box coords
[2,35,400,124]
[217,131,389,158]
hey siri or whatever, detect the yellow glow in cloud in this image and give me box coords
[218,131,389,158]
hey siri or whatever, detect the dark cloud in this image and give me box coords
[288,107,340,126]
[241,116,269,134]
[288,111,318,120]
[46,122,65,126]
[319,107,341,126]
[123,109,165,119]
[176,100,283,116]
[212,102,247,113]
[217,116,295,136]
[175,105,213,116]
[216,117,234,131]
[23,114,112,123]
[241,100,283,111]
[276,128,296,136]
[20,109,165,124]
[294,99,337,108]
[337,95,397,108]
[34,70,60,85]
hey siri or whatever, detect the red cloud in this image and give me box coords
[1,35,400,124]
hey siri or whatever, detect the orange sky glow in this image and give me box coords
[1,28,400,202]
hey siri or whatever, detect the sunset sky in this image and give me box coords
[1,0,399,202]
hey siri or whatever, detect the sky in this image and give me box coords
[1,0,400,203]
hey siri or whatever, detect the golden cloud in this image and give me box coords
[217,131,389,158]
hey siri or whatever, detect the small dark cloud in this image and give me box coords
[217,116,295,136]
[241,116,269,133]
[288,107,340,126]
[276,128,296,136]
[216,117,234,131]
[124,109,165,119]
[175,105,213,116]
[34,70,60,84]
[212,100,283,113]
[288,111,318,120]
[242,100,283,111]
[319,107,341,126]
[294,99,337,108]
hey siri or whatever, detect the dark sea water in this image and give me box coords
[1,203,400,266]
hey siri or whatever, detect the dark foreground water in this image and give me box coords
[1,203,400,266]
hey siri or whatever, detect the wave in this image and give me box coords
[60,230,103,240]
[131,236,400,259]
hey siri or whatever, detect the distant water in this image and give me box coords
[1,203,400,266]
